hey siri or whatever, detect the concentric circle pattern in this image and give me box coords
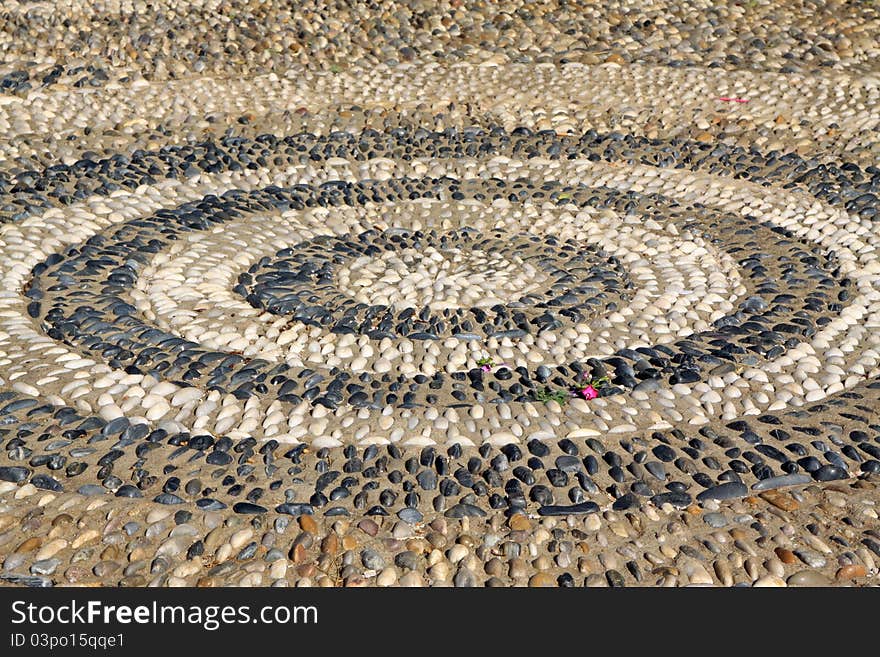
[0,1,879,588]
[241,227,632,337]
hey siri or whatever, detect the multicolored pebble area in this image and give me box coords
[0,1,878,588]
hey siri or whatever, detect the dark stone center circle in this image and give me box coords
[235,227,632,340]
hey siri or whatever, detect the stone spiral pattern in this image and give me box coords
[0,1,879,588]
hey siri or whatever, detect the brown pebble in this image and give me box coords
[342,534,358,551]
[760,491,799,512]
[508,514,531,532]
[508,558,528,579]
[290,544,308,564]
[296,563,316,578]
[298,515,318,534]
[196,576,217,587]
[529,572,556,587]
[15,537,42,553]
[321,533,338,556]
[836,564,866,580]
[774,547,797,564]
[129,547,149,562]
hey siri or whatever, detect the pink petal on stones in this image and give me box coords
[580,386,599,400]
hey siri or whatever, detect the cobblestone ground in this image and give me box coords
[0,1,878,587]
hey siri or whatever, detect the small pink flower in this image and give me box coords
[481,364,492,372]
[580,385,599,400]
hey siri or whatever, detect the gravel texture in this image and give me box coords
[0,0,878,588]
